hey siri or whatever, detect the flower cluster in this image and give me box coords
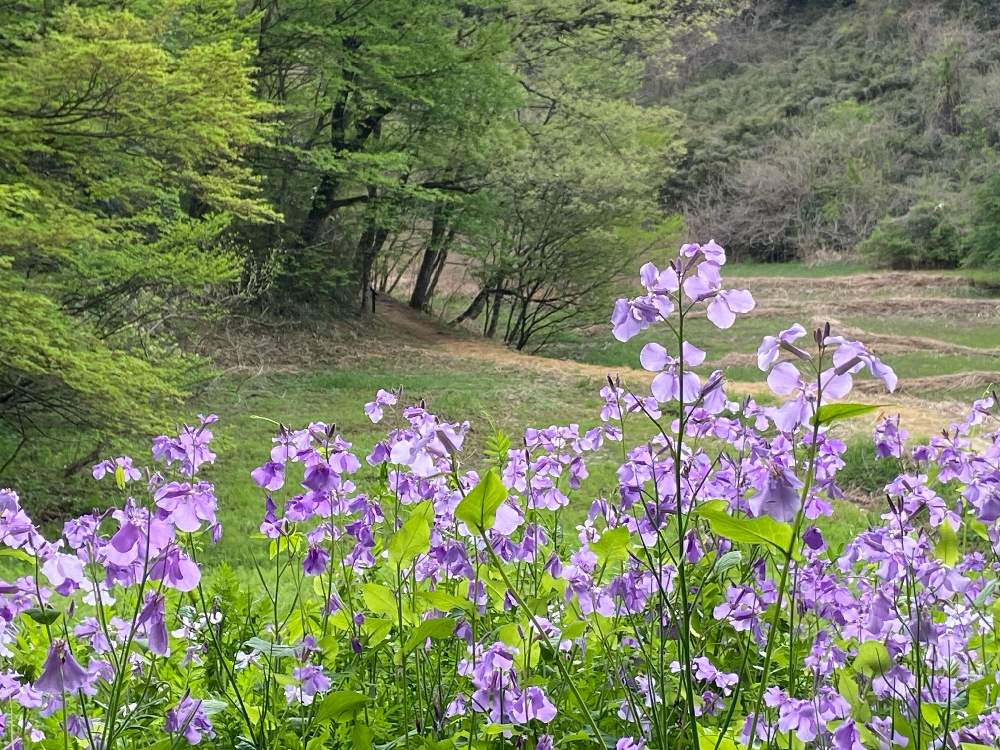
[0,241,996,750]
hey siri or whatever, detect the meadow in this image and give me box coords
[11,262,990,568]
[4,248,999,750]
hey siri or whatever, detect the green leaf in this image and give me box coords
[243,637,297,659]
[714,550,743,574]
[454,470,508,532]
[113,463,126,491]
[314,690,370,723]
[698,729,739,750]
[23,607,60,626]
[387,502,432,569]
[416,589,473,614]
[854,640,892,677]
[963,676,990,717]
[485,430,511,467]
[838,669,870,721]
[0,548,35,565]
[351,723,373,750]
[934,523,959,566]
[920,703,941,728]
[361,583,398,618]
[403,617,456,653]
[813,403,884,426]
[695,503,794,557]
[590,526,630,567]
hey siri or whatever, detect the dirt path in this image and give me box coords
[374,301,971,437]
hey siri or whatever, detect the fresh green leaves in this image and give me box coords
[403,617,456,653]
[314,691,370,723]
[388,502,432,569]
[590,526,631,567]
[934,522,960,566]
[813,403,884,426]
[455,470,508,532]
[695,501,794,557]
[854,640,893,677]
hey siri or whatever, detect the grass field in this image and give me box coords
[3,263,997,566]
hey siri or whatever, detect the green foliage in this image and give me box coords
[664,0,1000,263]
[964,173,1000,267]
[860,201,964,269]
[0,1,272,467]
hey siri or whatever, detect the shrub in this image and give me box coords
[0,242,998,749]
[964,172,1000,267]
[859,201,964,269]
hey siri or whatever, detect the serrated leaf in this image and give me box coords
[314,690,370,723]
[854,640,892,677]
[454,469,508,532]
[813,403,884,426]
[590,526,630,567]
[387,502,432,569]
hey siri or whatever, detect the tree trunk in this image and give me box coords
[409,207,449,310]
[484,289,503,338]
[452,286,489,324]
[356,222,389,315]
[425,231,453,301]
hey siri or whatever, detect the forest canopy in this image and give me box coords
[4,0,1000,482]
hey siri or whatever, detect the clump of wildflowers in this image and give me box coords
[0,241,995,750]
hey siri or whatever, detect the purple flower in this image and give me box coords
[749,470,802,522]
[832,720,865,750]
[303,546,329,576]
[828,336,897,392]
[149,545,201,592]
[639,341,705,403]
[510,686,557,724]
[285,665,331,706]
[92,456,141,483]
[364,389,398,423]
[165,694,215,745]
[757,324,808,371]
[138,593,169,656]
[873,415,907,459]
[154,482,218,533]
[34,641,89,694]
[706,288,756,329]
[40,553,85,596]
[251,461,285,492]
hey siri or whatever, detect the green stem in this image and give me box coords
[480,531,604,743]
[745,390,823,750]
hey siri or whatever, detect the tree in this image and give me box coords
[246,0,521,313]
[0,2,272,475]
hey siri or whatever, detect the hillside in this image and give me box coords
[656,0,1000,266]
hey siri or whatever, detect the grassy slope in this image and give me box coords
[3,275,898,566]
[547,263,1000,401]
